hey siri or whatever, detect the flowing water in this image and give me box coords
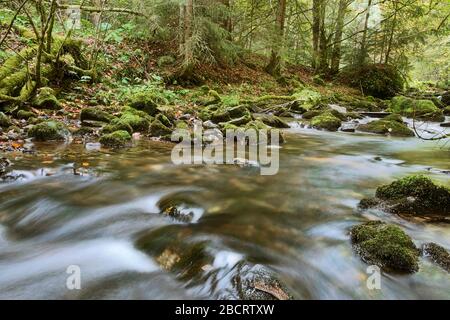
[0,123,449,299]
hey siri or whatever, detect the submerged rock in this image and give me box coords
[423,243,450,272]
[350,221,419,273]
[389,96,445,122]
[80,107,114,123]
[227,263,293,300]
[99,130,131,147]
[357,119,414,137]
[28,121,69,141]
[157,194,202,223]
[359,175,450,216]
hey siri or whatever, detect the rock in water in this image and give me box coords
[359,175,450,217]
[423,243,450,272]
[350,221,419,273]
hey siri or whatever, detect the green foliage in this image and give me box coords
[99,130,132,147]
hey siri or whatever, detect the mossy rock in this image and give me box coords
[357,119,414,137]
[389,96,445,122]
[0,112,12,128]
[383,113,404,123]
[339,64,404,99]
[103,121,133,134]
[350,221,419,273]
[28,121,68,141]
[32,87,60,110]
[310,112,342,131]
[210,105,249,124]
[302,109,323,120]
[441,92,450,106]
[359,175,450,216]
[128,92,158,116]
[423,243,450,272]
[155,113,173,128]
[253,114,290,128]
[16,110,35,120]
[150,118,173,138]
[444,106,450,116]
[99,130,131,147]
[80,107,114,123]
[115,112,150,132]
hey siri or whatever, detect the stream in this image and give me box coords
[0,121,449,299]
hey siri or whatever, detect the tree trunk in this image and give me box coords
[220,0,233,40]
[312,0,321,69]
[385,0,398,64]
[358,0,372,66]
[330,0,348,74]
[265,0,287,77]
[183,0,194,70]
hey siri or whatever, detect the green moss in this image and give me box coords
[150,118,173,137]
[444,106,450,116]
[383,113,404,123]
[292,88,322,104]
[253,114,290,128]
[28,121,68,141]
[389,96,444,122]
[99,130,131,147]
[0,112,12,128]
[302,109,323,120]
[16,110,35,120]
[351,221,419,273]
[310,112,342,131]
[103,121,133,134]
[32,87,60,110]
[157,55,176,67]
[340,64,404,99]
[80,107,114,123]
[155,113,172,128]
[211,105,250,124]
[357,119,414,137]
[116,112,150,132]
[423,243,450,272]
[128,92,158,116]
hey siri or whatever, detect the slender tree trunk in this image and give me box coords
[330,0,348,74]
[385,0,398,64]
[183,0,194,70]
[220,0,233,40]
[312,0,321,69]
[358,0,372,66]
[266,0,287,77]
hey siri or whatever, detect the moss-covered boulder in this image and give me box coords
[32,87,60,110]
[389,96,445,122]
[150,117,173,138]
[253,114,290,128]
[99,130,131,147]
[80,107,114,123]
[339,64,404,99]
[357,119,414,137]
[16,110,35,120]
[350,221,419,273]
[310,112,342,131]
[423,243,450,272]
[302,109,323,120]
[128,92,158,116]
[359,175,450,216]
[211,105,250,124]
[115,112,150,132]
[28,121,69,141]
[0,112,12,128]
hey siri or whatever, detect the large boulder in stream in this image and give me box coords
[357,117,415,137]
[310,112,342,131]
[359,175,450,217]
[99,130,131,147]
[350,221,420,273]
[252,114,290,128]
[389,96,445,122]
